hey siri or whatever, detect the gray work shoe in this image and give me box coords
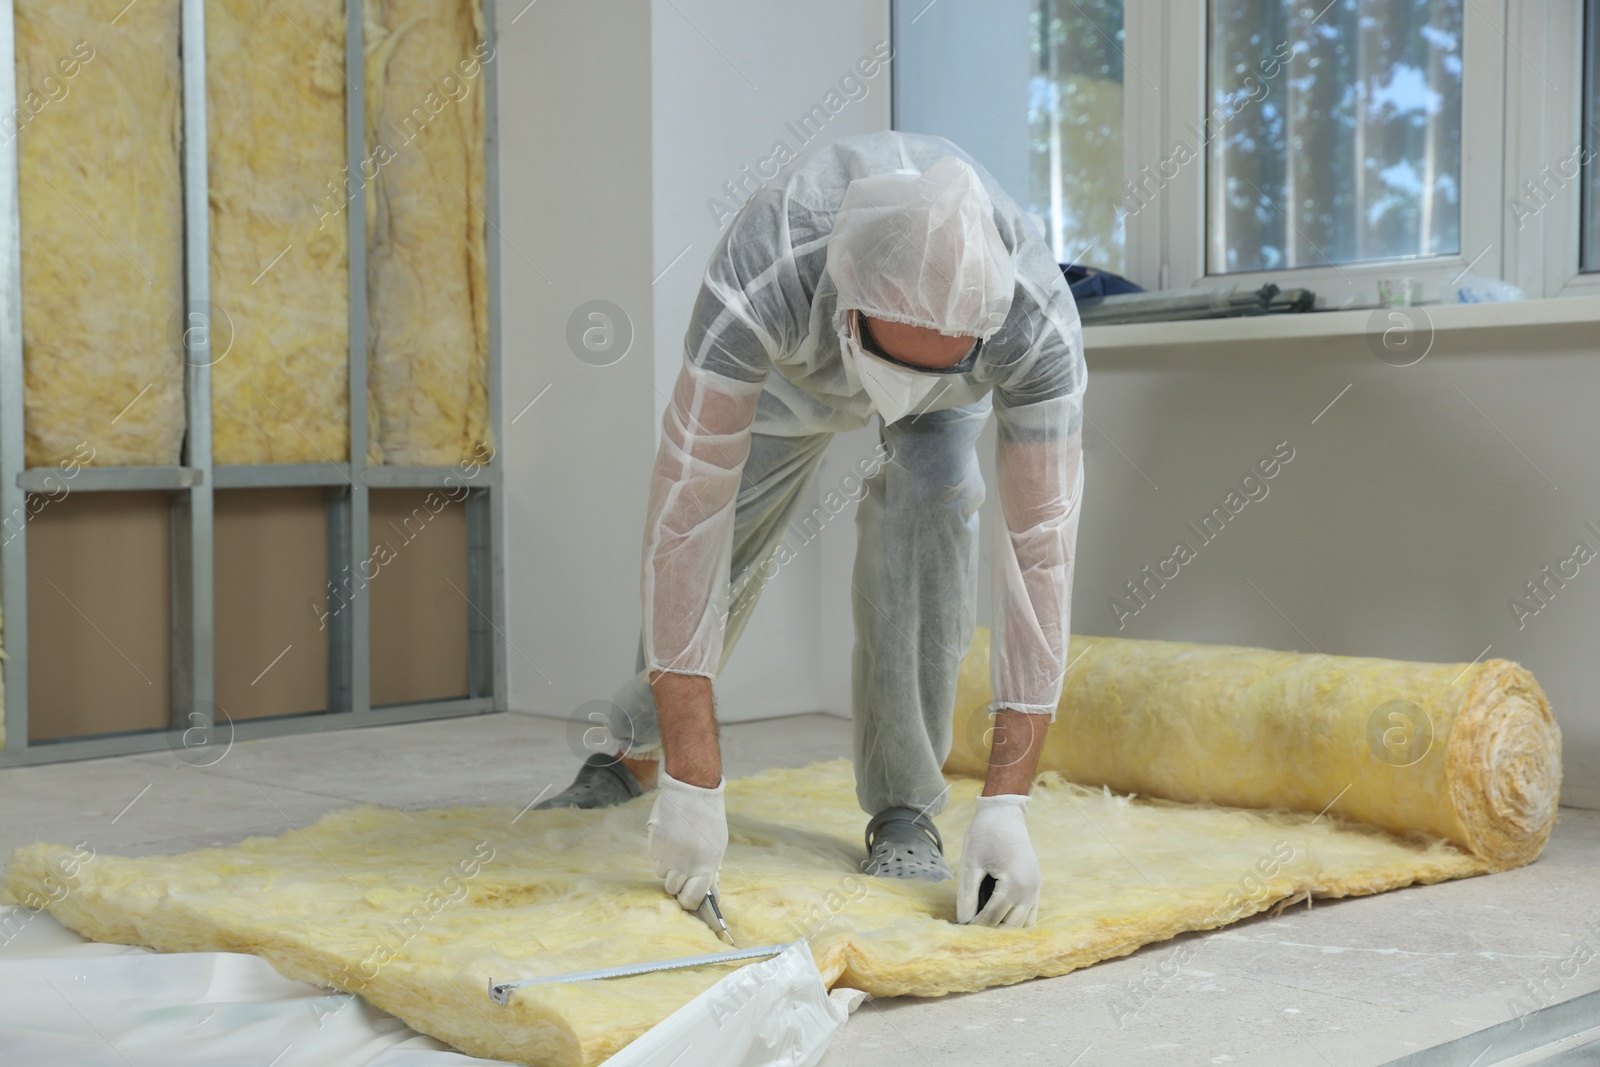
[533,753,646,810]
[862,807,952,881]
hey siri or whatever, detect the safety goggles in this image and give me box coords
[855,312,981,376]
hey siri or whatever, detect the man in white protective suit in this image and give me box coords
[538,130,1086,929]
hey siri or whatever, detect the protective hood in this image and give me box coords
[826,155,1015,342]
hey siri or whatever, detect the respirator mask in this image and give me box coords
[838,311,979,424]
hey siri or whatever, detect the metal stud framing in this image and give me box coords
[0,0,506,766]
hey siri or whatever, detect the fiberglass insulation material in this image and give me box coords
[208,0,488,465]
[208,0,350,465]
[363,0,490,467]
[4,633,1561,1066]
[18,1,488,469]
[946,628,1564,871]
[17,0,185,468]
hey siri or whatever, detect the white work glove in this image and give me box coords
[646,766,728,911]
[957,794,1042,928]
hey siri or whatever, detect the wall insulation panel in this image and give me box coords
[364,0,490,466]
[204,0,489,466]
[208,1,351,465]
[17,0,185,469]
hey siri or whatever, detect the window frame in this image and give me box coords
[1127,0,1508,307]
[1512,0,1600,299]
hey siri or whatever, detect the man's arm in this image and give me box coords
[957,421,1081,928]
[651,672,720,787]
[958,262,1085,925]
[640,192,791,909]
[983,708,1051,796]
[640,189,790,709]
[984,231,1086,731]
[638,364,757,911]
[988,424,1084,738]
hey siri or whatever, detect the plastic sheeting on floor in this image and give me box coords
[0,904,512,1067]
[0,906,851,1066]
[596,941,850,1067]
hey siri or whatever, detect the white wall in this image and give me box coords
[1030,310,1600,807]
[650,0,891,720]
[499,0,659,729]
[502,1,891,730]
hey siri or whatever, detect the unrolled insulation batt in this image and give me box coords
[16,0,185,468]
[208,0,350,465]
[363,0,489,466]
[3,633,1562,1065]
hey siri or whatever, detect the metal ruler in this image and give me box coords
[488,942,793,1005]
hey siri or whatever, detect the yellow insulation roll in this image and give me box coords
[945,628,1562,871]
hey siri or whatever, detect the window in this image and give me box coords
[1208,0,1463,274]
[895,0,1595,305]
[1029,1,1127,271]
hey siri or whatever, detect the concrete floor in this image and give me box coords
[1,711,1595,1066]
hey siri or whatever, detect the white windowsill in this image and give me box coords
[1081,293,1600,352]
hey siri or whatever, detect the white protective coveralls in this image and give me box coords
[621,131,1086,921]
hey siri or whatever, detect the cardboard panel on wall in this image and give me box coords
[214,489,329,720]
[368,488,469,706]
[27,493,171,741]
[22,488,467,740]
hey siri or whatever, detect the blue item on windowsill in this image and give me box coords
[1060,264,1143,300]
